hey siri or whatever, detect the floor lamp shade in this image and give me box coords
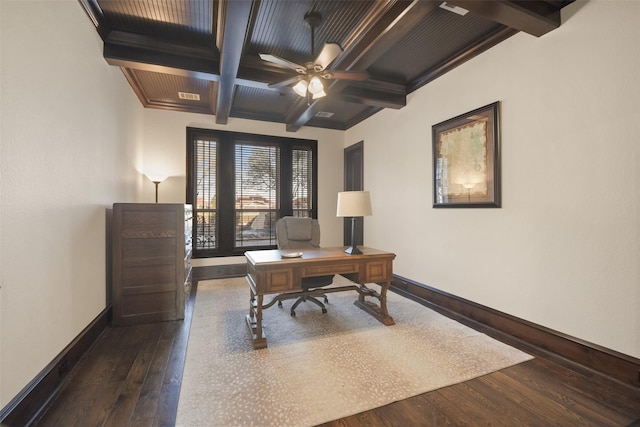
[336,191,372,254]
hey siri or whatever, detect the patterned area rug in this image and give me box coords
[176,276,532,426]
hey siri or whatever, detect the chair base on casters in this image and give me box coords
[278,294,328,316]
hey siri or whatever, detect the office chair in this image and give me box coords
[275,216,333,316]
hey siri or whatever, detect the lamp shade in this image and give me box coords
[336,191,372,217]
[145,174,168,183]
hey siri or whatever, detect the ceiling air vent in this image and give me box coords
[178,91,201,101]
[315,111,334,118]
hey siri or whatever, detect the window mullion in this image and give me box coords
[217,135,236,254]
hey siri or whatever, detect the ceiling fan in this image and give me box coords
[259,11,369,103]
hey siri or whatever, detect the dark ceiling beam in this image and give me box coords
[103,32,220,81]
[106,31,216,60]
[77,0,110,40]
[445,0,563,37]
[338,81,406,109]
[209,83,218,116]
[104,54,220,82]
[215,0,254,125]
[285,0,439,132]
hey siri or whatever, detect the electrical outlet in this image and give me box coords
[58,359,68,376]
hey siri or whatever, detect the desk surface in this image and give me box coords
[245,246,395,266]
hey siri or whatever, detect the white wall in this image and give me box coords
[0,0,145,407]
[345,0,640,359]
[141,109,346,266]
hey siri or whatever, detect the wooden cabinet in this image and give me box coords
[112,203,192,326]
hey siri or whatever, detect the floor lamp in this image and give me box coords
[336,191,372,255]
[145,174,168,203]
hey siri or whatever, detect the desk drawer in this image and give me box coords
[303,263,358,277]
[265,268,294,293]
[364,261,389,282]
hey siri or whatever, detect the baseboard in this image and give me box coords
[0,307,112,426]
[390,275,640,389]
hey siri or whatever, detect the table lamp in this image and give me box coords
[336,191,372,255]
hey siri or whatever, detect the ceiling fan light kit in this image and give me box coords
[308,76,325,95]
[260,9,369,104]
[312,89,326,100]
[292,79,308,97]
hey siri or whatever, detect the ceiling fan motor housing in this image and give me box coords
[304,11,322,29]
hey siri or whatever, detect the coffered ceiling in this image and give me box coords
[79,0,574,132]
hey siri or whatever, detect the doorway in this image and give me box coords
[343,141,364,246]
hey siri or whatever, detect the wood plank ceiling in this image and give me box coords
[79,0,574,132]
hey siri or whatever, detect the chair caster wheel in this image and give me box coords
[324,297,328,303]
[278,301,282,308]
[322,308,327,314]
[290,311,296,317]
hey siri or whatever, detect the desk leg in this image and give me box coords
[379,280,391,319]
[353,280,395,326]
[245,288,267,349]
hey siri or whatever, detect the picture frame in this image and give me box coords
[432,101,501,208]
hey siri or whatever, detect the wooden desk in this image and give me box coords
[245,246,396,349]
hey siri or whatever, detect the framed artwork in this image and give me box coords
[432,102,501,208]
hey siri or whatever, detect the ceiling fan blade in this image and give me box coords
[259,53,306,73]
[268,75,303,89]
[313,42,343,71]
[321,70,369,81]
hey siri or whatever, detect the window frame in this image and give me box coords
[186,127,318,258]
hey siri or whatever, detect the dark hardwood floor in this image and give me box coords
[33,280,640,427]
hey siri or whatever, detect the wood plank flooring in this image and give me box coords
[33,281,640,427]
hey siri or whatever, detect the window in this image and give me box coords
[186,127,318,257]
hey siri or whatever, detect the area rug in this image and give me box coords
[176,276,533,426]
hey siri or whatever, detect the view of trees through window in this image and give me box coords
[186,128,317,257]
[235,143,279,248]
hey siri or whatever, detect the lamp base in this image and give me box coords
[344,245,362,255]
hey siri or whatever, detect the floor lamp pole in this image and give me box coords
[153,181,160,203]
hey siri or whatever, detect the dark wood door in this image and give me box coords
[343,141,364,246]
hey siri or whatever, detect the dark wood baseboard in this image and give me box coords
[0,308,112,426]
[390,275,640,389]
